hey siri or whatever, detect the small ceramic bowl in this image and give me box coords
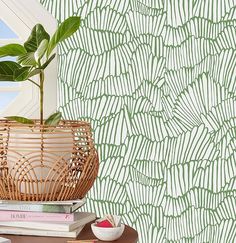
[91,222,125,241]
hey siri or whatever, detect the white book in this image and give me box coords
[0,212,96,232]
[0,225,84,238]
[0,237,11,243]
[0,199,85,206]
[0,199,86,213]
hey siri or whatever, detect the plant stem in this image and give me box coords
[39,71,44,125]
[28,78,40,88]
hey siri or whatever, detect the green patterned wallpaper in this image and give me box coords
[39,1,236,242]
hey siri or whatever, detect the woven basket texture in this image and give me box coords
[0,120,99,201]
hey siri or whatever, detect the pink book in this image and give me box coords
[0,211,78,222]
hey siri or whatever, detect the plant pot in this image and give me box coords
[0,120,99,201]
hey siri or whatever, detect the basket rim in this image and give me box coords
[0,119,91,129]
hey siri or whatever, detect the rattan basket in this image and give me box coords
[0,119,99,201]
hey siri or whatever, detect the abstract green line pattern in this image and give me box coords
[39,1,236,242]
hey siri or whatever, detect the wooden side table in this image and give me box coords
[0,221,138,243]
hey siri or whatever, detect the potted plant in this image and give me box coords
[0,17,99,201]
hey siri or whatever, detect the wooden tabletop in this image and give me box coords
[0,222,138,243]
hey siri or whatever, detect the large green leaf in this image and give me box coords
[0,61,21,81]
[44,111,62,126]
[24,24,50,52]
[0,44,27,57]
[47,16,80,57]
[34,39,48,62]
[5,116,34,125]
[14,67,31,81]
[18,52,37,66]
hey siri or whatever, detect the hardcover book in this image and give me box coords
[0,212,96,232]
[0,199,85,213]
[0,225,84,238]
[0,211,82,222]
[0,199,84,205]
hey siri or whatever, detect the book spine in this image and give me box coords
[0,226,80,238]
[0,211,74,222]
[0,205,72,213]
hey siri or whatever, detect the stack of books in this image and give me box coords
[0,199,96,238]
